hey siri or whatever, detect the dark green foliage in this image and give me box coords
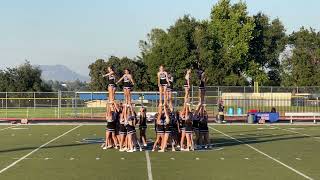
[0,61,51,92]
[281,28,320,86]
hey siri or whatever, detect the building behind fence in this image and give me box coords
[0,86,320,120]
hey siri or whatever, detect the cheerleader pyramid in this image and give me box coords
[102,65,210,152]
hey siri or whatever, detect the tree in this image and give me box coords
[0,61,51,92]
[247,13,286,85]
[141,16,201,89]
[141,0,258,87]
[281,28,320,86]
[88,59,108,91]
[208,0,255,85]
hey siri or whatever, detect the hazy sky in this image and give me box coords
[1,0,319,76]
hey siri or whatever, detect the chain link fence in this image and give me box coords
[0,86,320,120]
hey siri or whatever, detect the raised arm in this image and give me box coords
[164,106,169,118]
[102,71,112,77]
[195,103,201,114]
[113,102,119,112]
[156,105,162,124]
[116,75,125,84]
[123,104,128,124]
[164,106,170,124]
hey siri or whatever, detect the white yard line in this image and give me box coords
[0,125,82,174]
[271,126,320,143]
[145,151,153,180]
[209,126,314,180]
[0,125,19,131]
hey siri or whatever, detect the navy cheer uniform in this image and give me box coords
[159,72,168,86]
[185,113,193,134]
[114,111,120,135]
[192,114,200,132]
[126,115,136,135]
[119,119,127,135]
[169,112,178,134]
[108,74,116,88]
[139,114,147,130]
[199,115,209,133]
[107,111,118,132]
[156,113,165,134]
[123,75,133,90]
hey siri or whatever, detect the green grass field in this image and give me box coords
[0,124,320,180]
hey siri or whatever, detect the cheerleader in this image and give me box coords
[166,72,174,110]
[184,105,194,151]
[103,102,119,149]
[114,102,122,146]
[170,110,180,151]
[197,69,206,105]
[152,105,165,152]
[157,65,170,106]
[184,69,192,105]
[161,106,179,152]
[193,105,201,149]
[102,66,116,103]
[179,107,186,150]
[175,110,182,149]
[199,105,210,149]
[118,104,127,152]
[125,105,142,152]
[117,68,135,105]
[138,107,148,147]
[159,105,171,152]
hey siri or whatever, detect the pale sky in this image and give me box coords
[0,0,319,76]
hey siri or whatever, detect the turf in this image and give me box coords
[0,124,320,180]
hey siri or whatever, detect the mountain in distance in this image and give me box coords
[39,65,90,82]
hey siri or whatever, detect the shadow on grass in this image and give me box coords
[0,128,317,154]
[0,142,96,154]
[209,129,315,148]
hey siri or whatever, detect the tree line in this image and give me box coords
[0,61,89,92]
[0,61,51,92]
[89,0,320,91]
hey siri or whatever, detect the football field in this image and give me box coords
[0,124,319,180]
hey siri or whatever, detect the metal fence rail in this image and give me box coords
[0,86,319,120]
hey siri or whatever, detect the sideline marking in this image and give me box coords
[145,151,153,180]
[0,125,19,131]
[209,126,314,180]
[10,127,29,130]
[0,125,82,174]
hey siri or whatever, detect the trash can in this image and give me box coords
[228,107,234,116]
[237,108,242,115]
[247,113,255,124]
